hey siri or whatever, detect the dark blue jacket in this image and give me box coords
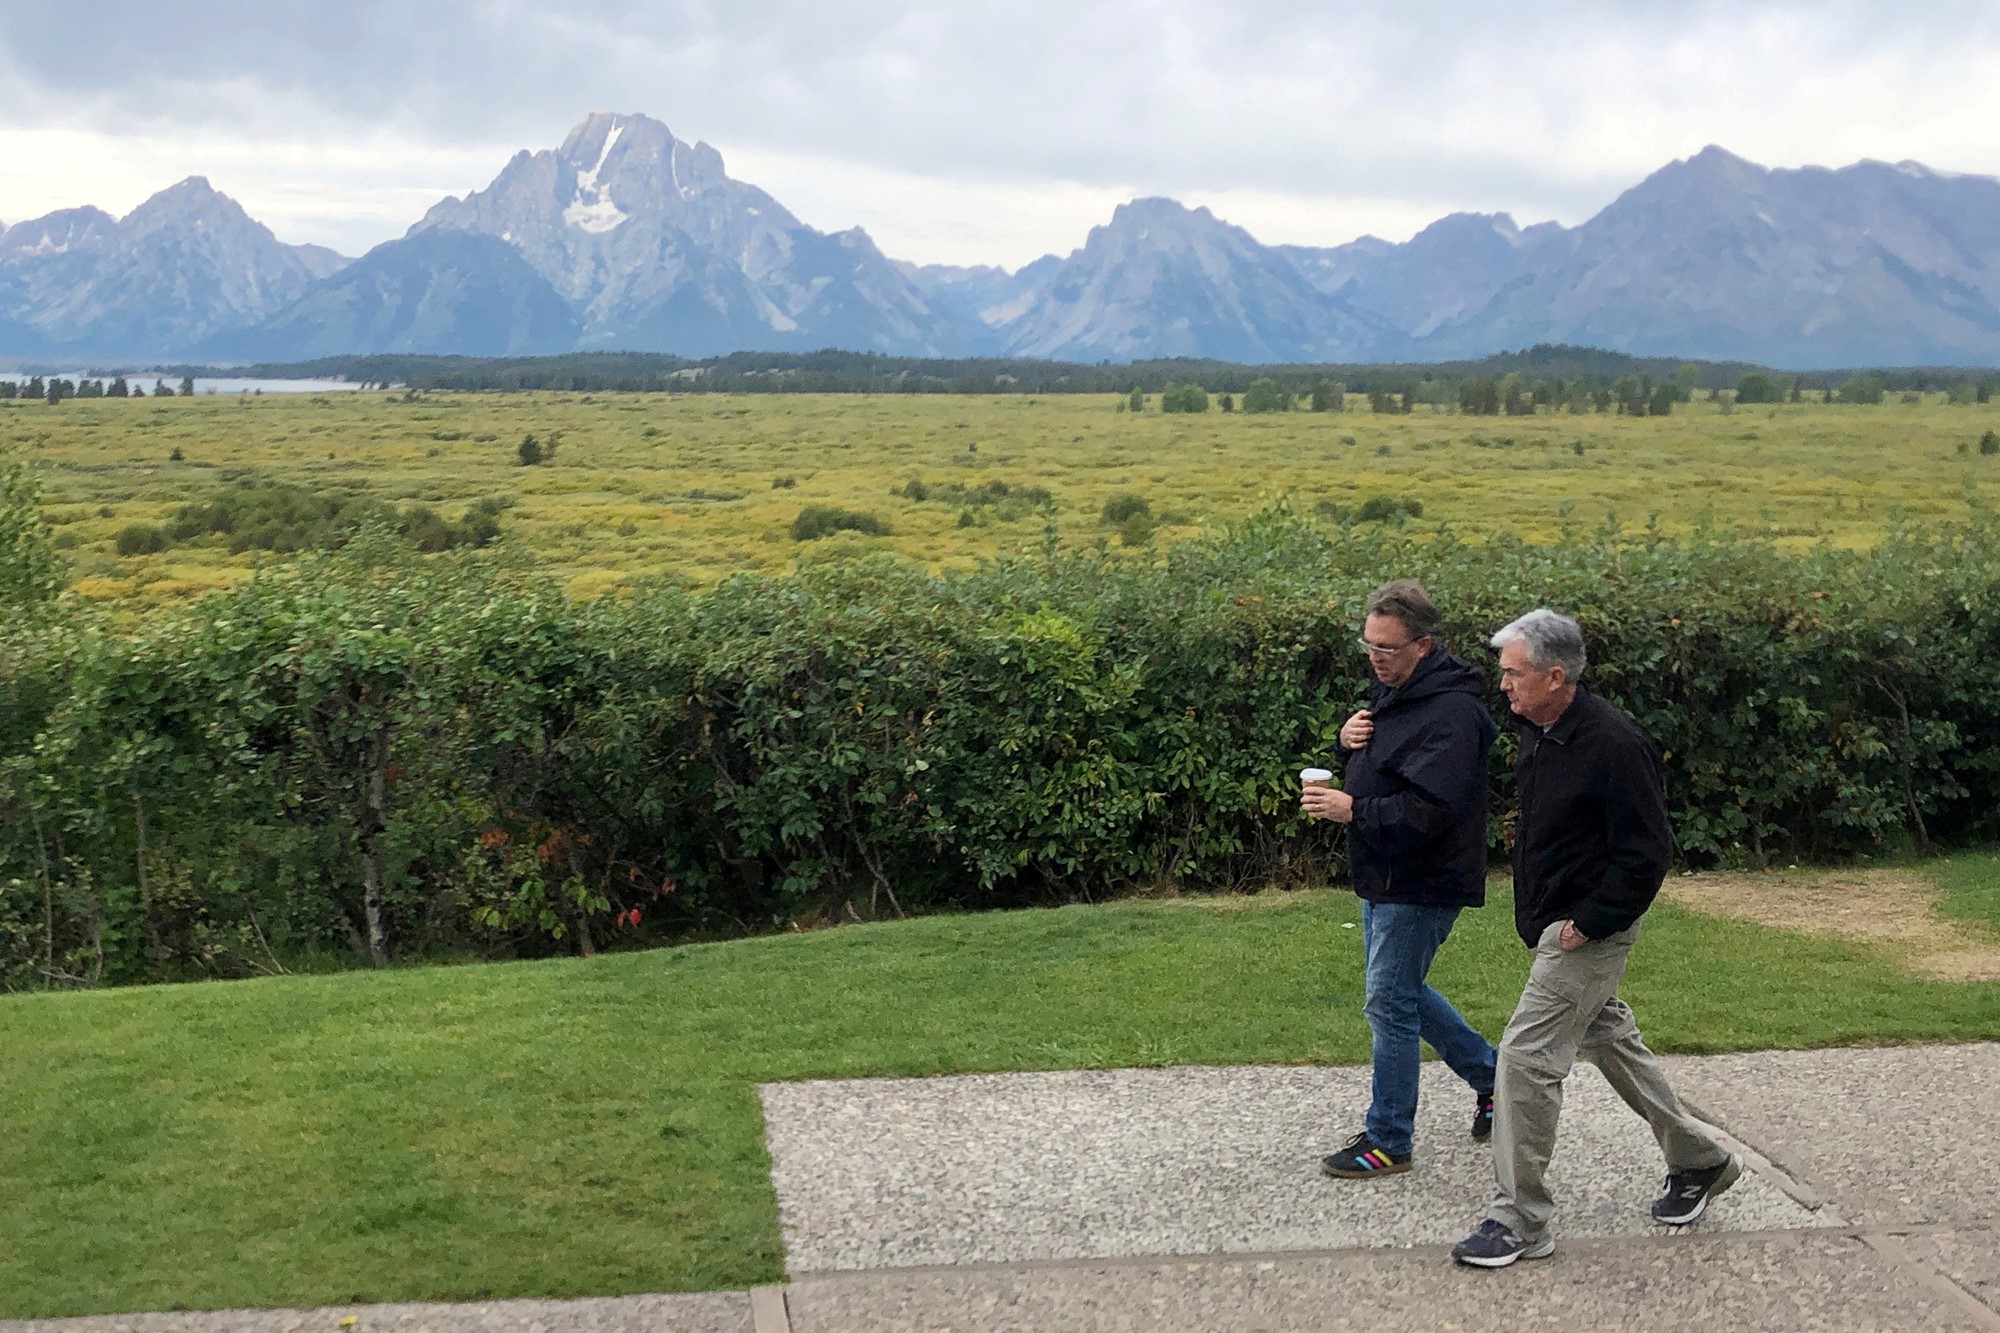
[1334,648,1496,909]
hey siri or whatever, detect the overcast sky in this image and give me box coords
[5,0,2000,268]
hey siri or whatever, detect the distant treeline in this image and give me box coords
[149,345,1788,396]
[155,344,2000,398]
[1,375,196,401]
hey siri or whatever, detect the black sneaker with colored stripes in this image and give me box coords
[1320,1131,1412,1178]
[1471,1091,1495,1141]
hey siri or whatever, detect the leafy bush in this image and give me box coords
[0,460,61,607]
[903,478,1053,522]
[8,501,2000,990]
[114,524,171,555]
[1242,378,1290,414]
[1115,514,1157,546]
[1981,430,1998,457]
[164,483,504,554]
[1354,496,1423,523]
[791,505,890,541]
[1101,493,1152,524]
[1160,382,1210,414]
[1736,373,1782,404]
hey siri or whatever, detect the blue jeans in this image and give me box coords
[1360,899,1498,1156]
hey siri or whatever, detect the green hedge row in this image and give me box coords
[5,482,1999,988]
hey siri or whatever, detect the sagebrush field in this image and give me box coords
[7,388,1998,606]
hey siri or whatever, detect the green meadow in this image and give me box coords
[7,389,1998,608]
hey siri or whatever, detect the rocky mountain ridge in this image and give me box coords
[0,179,349,358]
[8,120,2000,368]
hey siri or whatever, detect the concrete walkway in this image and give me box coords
[10,1044,1998,1332]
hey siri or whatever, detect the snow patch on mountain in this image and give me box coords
[564,122,629,233]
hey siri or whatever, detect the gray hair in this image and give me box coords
[1490,608,1587,679]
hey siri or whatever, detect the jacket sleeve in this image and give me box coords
[1349,698,1487,856]
[1571,732,1674,939]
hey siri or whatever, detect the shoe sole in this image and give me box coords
[1652,1155,1744,1226]
[1321,1159,1413,1178]
[1453,1238,1556,1268]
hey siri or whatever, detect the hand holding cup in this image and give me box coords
[1299,767,1354,824]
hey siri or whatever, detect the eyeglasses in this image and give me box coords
[1357,636,1421,657]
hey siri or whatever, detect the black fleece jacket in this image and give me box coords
[1510,684,1675,947]
[1334,648,1496,910]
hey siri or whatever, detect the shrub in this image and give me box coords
[1352,495,1423,524]
[1,460,62,608]
[791,505,889,541]
[1117,513,1157,546]
[1242,378,1290,414]
[1101,493,1152,524]
[9,506,2000,989]
[899,478,1052,520]
[1736,373,1780,404]
[1981,431,1999,457]
[114,523,171,555]
[165,483,503,554]
[1160,382,1210,414]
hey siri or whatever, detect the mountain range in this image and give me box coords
[7,112,2000,369]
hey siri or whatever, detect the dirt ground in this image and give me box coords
[1663,869,2000,982]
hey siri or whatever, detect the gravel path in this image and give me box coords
[760,1060,1820,1273]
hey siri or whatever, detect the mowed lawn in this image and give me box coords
[4,870,1999,1319]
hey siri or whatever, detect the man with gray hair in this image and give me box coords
[1451,608,1740,1268]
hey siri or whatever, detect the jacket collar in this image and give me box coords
[1373,646,1442,708]
[1519,682,1591,745]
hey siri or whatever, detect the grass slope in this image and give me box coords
[3,880,1998,1318]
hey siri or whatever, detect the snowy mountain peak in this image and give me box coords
[394,111,966,356]
[559,111,661,164]
[0,205,119,262]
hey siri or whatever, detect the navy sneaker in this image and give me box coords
[1320,1132,1412,1178]
[1471,1092,1495,1141]
[1651,1154,1744,1225]
[1452,1218,1555,1268]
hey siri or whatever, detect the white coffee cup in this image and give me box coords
[1299,767,1334,788]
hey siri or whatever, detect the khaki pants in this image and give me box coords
[1487,920,1729,1240]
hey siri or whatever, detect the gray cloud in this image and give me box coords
[4,1,2000,264]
